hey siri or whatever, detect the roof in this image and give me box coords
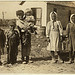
[47,1,75,8]
[19,1,25,5]
[19,1,75,8]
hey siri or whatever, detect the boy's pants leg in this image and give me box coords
[2,48,4,55]
[0,48,2,65]
[21,42,24,61]
[7,48,10,64]
[0,49,1,62]
[26,56,29,64]
[20,34,24,61]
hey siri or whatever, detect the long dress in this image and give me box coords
[66,23,75,51]
[46,21,62,51]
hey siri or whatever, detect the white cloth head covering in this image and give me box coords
[70,14,75,23]
[50,11,57,21]
[25,8,32,15]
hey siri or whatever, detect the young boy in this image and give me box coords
[0,28,6,65]
[16,9,35,64]
[6,20,19,64]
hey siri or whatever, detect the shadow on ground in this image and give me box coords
[30,56,52,61]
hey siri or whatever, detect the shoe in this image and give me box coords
[7,62,10,64]
[22,61,26,64]
[62,61,64,63]
[21,57,24,61]
[69,61,74,64]
[26,61,29,64]
[54,60,58,63]
[0,61,2,65]
[26,56,29,64]
[3,62,9,65]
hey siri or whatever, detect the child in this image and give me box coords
[16,9,35,64]
[6,20,19,64]
[46,11,63,63]
[16,10,28,63]
[0,28,6,65]
[66,14,75,64]
[25,8,37,34]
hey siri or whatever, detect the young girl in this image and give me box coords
[66,14,75,64]
[46,11,63,63]
[25,8,36,34]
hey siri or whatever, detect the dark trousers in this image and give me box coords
[69,50,74,62]
[20,32,30,63]
[26,56,29,62]
[22,55,29,63]
[7,50,17,64]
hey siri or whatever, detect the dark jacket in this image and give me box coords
[0,28,6,48]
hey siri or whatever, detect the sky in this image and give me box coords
[0,1,23,19]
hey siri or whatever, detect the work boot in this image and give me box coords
[21,57,24,61]
[69,60,74,64]
[26,56,29,64]
[54,60,58,63]
[0,61,2,65]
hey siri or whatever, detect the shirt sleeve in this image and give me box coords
[58,21,63,36]
[16,20,26,29]
[66,23,70,37]
[46,22,50,37]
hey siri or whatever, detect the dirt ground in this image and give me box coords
[0,28,75,74]
[0,52,75,74]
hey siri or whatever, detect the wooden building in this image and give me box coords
[20,1,75,29]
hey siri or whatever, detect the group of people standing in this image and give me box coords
[0,9,75,66]
[46,11,75,64]
[0,8,36,65]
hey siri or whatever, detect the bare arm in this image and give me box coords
[58,21,63,36]
[66,23,70,38]
[46,22,50,38]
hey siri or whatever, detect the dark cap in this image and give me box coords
[8,20,16,27]
[16,10,24,16]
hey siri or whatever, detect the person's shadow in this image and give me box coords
[16,56,52,64]
[30,56,52,62]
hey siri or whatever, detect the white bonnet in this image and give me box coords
[50,11,57,21]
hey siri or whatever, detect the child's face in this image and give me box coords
[17,14,24,20]
[9,25,14,31]
[51,13,56,21]
[71,15,75,23]
[26,12,31,16]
